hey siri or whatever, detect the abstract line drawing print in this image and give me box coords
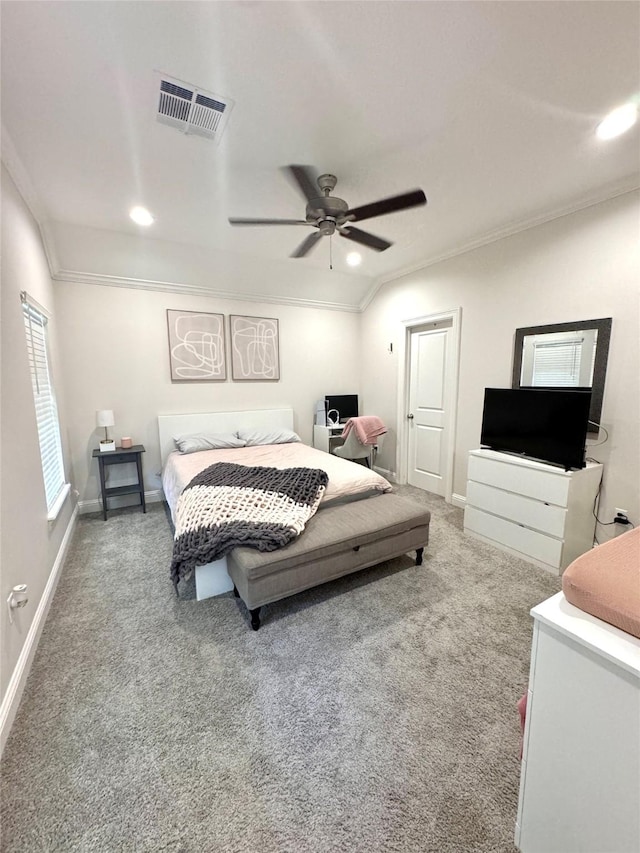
[167,310,226,381]
[230,315,280,381]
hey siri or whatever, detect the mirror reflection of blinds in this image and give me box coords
[531,339,583,387]
[21,296,66,511]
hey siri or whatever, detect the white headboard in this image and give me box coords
[157,408,295,467]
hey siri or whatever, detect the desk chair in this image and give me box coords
[333,430,384,468]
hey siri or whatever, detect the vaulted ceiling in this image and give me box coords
[2,1,638,310]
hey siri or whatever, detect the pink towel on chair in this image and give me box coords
[341,416,387,445]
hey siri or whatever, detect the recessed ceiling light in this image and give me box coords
[596,103,638,140]
[129,206,155,226]
[346,252,362,267]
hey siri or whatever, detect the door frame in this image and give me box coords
[395,307,461,502]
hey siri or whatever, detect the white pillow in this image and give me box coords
[237,427,301,447]
[174,433,247,454]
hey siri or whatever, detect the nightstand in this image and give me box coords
[92,444,146,521]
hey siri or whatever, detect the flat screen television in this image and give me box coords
[325,394,359,424]
[480,388,592,470]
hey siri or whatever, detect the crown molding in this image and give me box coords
[359,178,640,311]
[1,125,44,220]
[52,269,361,313]
[1,126,60,275]
[39,220,61,277]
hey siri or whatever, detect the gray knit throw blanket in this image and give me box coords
[171,461,329,590]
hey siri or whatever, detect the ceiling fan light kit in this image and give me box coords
[229,165,427,261]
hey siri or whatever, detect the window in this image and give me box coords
[21,292,68,519]
[531,338,584,387]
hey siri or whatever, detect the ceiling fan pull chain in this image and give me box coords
[329,234,333,270]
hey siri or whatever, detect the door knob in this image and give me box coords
[407,413,414,420]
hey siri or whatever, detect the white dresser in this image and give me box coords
[463,449,602,574]
[515,593,640,852]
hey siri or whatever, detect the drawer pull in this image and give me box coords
[353,545,361,552]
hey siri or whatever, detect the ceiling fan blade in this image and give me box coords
[229,217,312,226]
[291,231,322,258]
[347,189,427,223]
[339,226,392,252]
[286,165,319,203]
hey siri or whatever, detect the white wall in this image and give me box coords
[53,283,362,507]
[361,191,640,535]
[0,166,76,749]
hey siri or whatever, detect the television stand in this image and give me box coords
[463,449,603,575]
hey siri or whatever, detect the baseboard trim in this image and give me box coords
[78,489,163,514]
[451,493,466,509]
[0,505,79,756]
[374,466,397,483]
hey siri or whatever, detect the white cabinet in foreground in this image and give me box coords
[515,593,640,852]
[463,449,602,574]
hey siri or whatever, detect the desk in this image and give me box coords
[313,424,345,454]
[92,445,146,520]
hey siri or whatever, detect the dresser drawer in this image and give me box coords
[467,481,567,538]
[468,454,570,507]
[464,506,563,568]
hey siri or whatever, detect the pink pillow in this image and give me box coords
[562,527,640,638]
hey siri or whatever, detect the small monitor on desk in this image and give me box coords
[325,394,358,424]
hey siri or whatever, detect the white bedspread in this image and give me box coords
[162,442,392,521]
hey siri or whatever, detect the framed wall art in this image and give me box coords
[230,315,280,381]
[166,309,227,381]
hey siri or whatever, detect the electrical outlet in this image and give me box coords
[615,507,629,517]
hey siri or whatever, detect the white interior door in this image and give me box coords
[407,320,453,496]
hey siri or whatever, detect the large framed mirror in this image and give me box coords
[512,318,612,434]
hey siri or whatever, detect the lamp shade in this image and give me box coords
[96,409,115,428]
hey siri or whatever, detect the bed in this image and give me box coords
[158,408,393,600]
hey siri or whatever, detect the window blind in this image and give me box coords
[21,295,66,512]
[531,339,583,387]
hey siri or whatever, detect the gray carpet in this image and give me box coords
[1,486,560,852]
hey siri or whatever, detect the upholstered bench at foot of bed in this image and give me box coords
[227,492,431,630]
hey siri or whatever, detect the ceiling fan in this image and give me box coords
[228,165,427,259]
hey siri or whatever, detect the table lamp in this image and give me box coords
[96,409,116,452]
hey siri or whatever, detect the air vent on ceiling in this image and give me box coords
[156,75,234,143]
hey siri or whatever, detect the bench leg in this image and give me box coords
[232,586,260,630]
[250,607,261,631]
[415,547,424,566]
